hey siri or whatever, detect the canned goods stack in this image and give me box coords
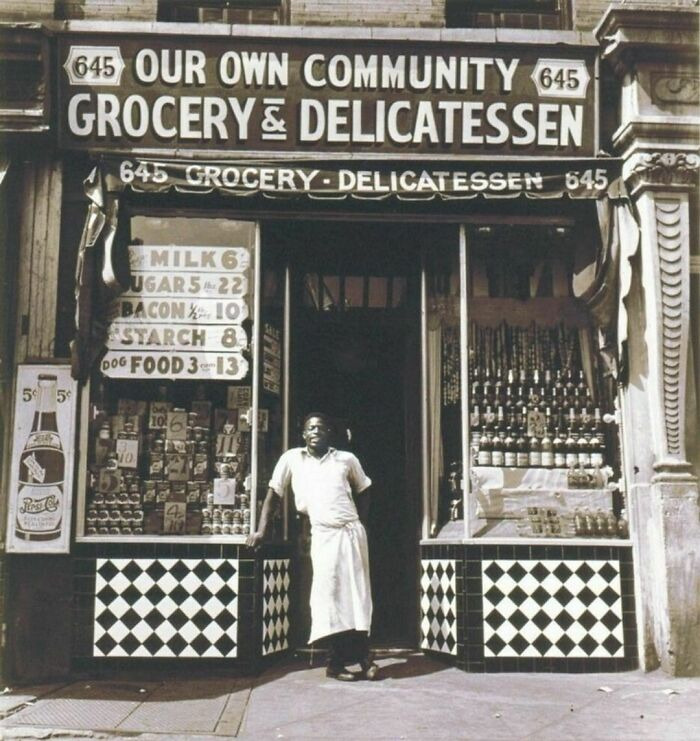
[86,392,252,537]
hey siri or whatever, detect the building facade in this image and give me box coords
[0,0,697,683]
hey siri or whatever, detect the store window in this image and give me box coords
[445,0,571,30]
[75,214,286,542]
[426,223,627,542]
[157,0,287,24]
[424,239,463,536]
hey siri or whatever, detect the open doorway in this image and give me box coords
[272,220,424,647]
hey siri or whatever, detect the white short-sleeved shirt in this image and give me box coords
[269,447,371,528]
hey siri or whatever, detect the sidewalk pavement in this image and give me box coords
[0,650,698,740]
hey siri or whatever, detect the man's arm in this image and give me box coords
[245,487,278,547]
[353,486,371,528]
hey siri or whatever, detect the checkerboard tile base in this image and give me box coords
[420,559,457,655]
[93,558,239,658]
[262,558,290,656]
[482,559,624,659]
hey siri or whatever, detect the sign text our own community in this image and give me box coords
[58,35,597,156]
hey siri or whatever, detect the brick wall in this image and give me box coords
[290,0,446,27]
[0,1,54,21]
[572,0,613,31]
[55,0,156,21]
[0,0,616,30]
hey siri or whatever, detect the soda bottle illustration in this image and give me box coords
[16,374,64,540]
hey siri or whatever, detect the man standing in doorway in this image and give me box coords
[247,413,379,681]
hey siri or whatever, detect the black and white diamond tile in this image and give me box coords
[420,559,457,655]
[482,559,624,658]
[262,558,290,656]
[93,558,238,658]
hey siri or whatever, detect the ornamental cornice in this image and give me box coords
[595,5,699,77]
[625,151,700,195]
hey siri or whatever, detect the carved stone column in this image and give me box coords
[627,153,699,476]
[596,3,700,676]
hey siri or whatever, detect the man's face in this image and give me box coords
[303,417,331,453]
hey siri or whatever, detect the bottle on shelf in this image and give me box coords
[564,369,576,406]
[477,432,492,466]
[515,427,529,468]
[491,431,505,467]
[589,431,604,468]
[554,369,565,405]
[577,430,591,468]
[540,428,554,468]
[565,427,578,469]
[553,428,566,468]
[592,407,603,434]
[504,386,516,413]
[528,432,541,467]
[496,405,507,434]
[482,370,494,408]
[617,509,629,538]
[504,427,517,468]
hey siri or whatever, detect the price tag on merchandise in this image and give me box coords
[163,502,186,534]
[166,410,188,440]
[166,453,190,481]
[214,477,237,506]
[149,401,171,430]
[216,433,240,457]
[115,438,139,469]
[227,386,252,409]
[97,467,122,494]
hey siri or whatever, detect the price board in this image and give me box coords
[103,242,252,380]
[128,244,250,273]
[100,350,249,381]
[123,271,249,299]
[107,323,247,352]
[108,297,249,325]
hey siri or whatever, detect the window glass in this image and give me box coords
[81,215,257,540]
[465,224,626,541]
[445,0,569,30]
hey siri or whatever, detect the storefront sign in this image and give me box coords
[57,33,598,157]
[6,365,78,554]
[101,156,621,200]
[100,350,249,380]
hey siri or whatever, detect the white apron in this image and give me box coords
[308,519,373,643]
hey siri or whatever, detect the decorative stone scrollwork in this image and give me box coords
[655,197,685,458]
[651,74,700,105]
[627,152,700,194]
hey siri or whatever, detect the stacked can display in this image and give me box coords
[85,394,252,537]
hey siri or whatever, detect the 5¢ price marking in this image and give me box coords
[22,387,72,403]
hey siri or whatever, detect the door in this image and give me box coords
[274,220,423,647]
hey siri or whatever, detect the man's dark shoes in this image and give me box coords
[326,665,359,681]
[360,658,379,680]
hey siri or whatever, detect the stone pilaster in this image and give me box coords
[596,3,700,676]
